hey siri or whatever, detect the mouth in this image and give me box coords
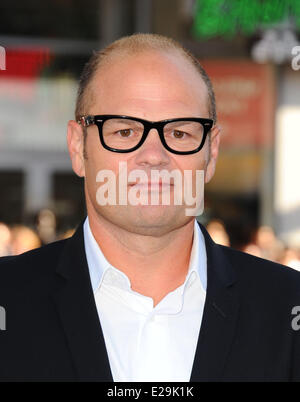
[128,181,174,191]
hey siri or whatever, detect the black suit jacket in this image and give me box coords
[1,220,300,382]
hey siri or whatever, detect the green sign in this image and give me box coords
[193,0,300,38]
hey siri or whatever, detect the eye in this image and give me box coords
[116,129,133,137]
[172,130,187,139]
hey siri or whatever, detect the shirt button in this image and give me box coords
[148,315,155,323]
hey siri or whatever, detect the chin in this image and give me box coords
[120,205,189,236]
[94,202,191,236]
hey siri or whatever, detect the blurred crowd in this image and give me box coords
[0,209,75,257]
[1,213,300,272]
[206,220,300,271]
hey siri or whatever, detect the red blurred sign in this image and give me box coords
[0,48,52,101]
[201,60,275,149]
[0,48,51,79]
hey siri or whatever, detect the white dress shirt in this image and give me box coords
[83,217,207,382]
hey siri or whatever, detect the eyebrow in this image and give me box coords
[106,119,143,125]
[165,120,199,126]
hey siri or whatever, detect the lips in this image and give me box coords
[128,181,174,190]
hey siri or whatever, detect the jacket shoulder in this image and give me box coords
[220,244,300,295]
[0,239,68,286]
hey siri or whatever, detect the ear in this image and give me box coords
[205,125,221,184]
[67,120,86,178]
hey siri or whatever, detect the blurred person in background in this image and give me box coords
[280,248,300,271]
[206,219,230,247]
[254,225,285,262]
[0,223,12,257]
[10,225,41,255]
[36,209,57,245]
[242,242,263,259]
[1,33,300,382]
[58,228,76,240]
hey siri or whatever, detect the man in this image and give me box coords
[0,33,300,382]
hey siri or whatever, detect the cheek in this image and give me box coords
[175,152,207,174]
[84,141,112,191]
[86,151,119,182]
[202,141,211,165]
[85,132,111,172]
[171,156,206,200]
[85,143,131,194]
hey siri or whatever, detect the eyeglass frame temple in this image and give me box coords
[77,116,96,126]
[78,115,213,129]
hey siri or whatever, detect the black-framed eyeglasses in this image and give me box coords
[78,115,213,155]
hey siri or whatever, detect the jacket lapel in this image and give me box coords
[190,223,240,381]
[52,219,239,382]
[52,222,113,381]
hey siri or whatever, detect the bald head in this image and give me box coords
[75,33,216,123]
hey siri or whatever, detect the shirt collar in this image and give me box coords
[83,216,207,294]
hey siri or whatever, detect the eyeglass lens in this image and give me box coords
[101,118,205,152]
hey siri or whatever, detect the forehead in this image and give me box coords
[88,50,209,118]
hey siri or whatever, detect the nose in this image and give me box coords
[134,128,170,167]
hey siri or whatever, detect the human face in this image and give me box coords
[67,50,220,236]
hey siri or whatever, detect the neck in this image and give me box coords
[87,208,195,306]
